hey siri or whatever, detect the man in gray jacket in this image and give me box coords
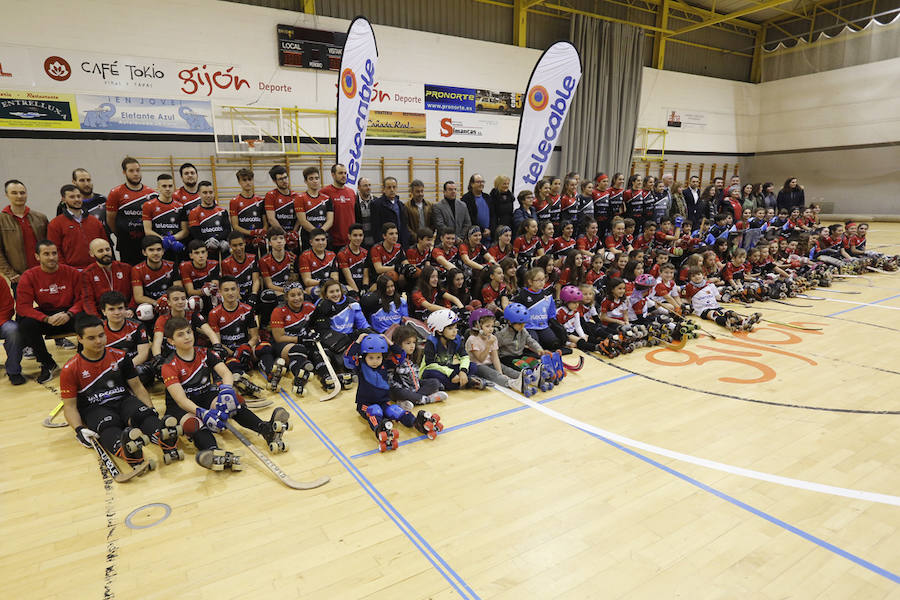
[432,181,471,239]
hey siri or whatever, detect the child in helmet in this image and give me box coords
[496,302,551,375]
[465,308,528,392]
[344,332,444,452]
[556,285,604,352]
[420,309,487,390]
[627,274,658,323]
[387,324,448,407]
[683,266,761,331]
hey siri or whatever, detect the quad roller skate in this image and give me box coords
[292,369,310,396]
[320,372,336,393]
[520,368,540,397]
[373,419,399,452]
[413,410,444,440]
[540,353,561,386]
[118,427,156,473]
[595,338,619,358]
[339,372,354,390]
[741,312,762,331]
[725,312,744,332]
[196,448,243,471]
[157,415,184,465]
[551,351,565,381]
[234,373,264,398]
[267,358,286,392]
[260,407,292,453]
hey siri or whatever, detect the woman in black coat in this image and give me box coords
[776,177,805,211]
[489,175,515,232]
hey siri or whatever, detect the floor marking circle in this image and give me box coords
[125,503,172,529]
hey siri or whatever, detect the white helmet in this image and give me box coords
[426,309,459,333]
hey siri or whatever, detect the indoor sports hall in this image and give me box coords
[1,0,899,598]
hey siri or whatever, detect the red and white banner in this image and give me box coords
[512,42,582,196]
[335,17,378,190]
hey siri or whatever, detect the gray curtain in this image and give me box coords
[561,16,644,179]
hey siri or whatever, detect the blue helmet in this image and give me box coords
[503,302,529,324]
[360,334,389,355]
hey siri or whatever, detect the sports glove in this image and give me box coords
[218,239,230,255]
[214,384,241,415]
[163,234,184,253]
[259,289,278,304]
[196,407,228,433]
[75,426,98,449]
[156,295,170,315]
[205,237,219,251]
[285,230,300,250]
[187,295,204,312]
[211,343,229,358]
[135,303,156,322]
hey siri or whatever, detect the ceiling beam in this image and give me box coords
[667,0,797,38]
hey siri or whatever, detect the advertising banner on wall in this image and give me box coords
[424,84,475,113]
[77,95,213,133]
[512,41,582,196]
[367,111,426,139]
[335,17,378,190]
[426,112,519,143]
[664,108,707,129]
[0,90,79,129]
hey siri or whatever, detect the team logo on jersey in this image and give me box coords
[285,315,292,322]
[340,68,357,98]
[220,317,226,323]
[528,85,549,111]
[116,272,123,279]
[94,276,100,282]
[82,370,90,379]
[180,369,187,376]
[49,283,59,294]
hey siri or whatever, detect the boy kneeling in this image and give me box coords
[161,316,291,471]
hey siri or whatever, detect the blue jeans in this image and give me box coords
[1,320,22,376]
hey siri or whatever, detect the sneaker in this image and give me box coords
[425,391,448,403]
[8,373,26,385]
[23,347,35,360]
[398,400,415,412]
[37,362,60,384]
[55,338,76,350]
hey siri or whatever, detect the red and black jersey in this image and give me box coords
[488,244,513,263]
[632,234,652,251]
[538,237,555,255]
[107,184,157,236]
[61,349,137,412]
[180,259,219,291]
[849,234,867,251]
[220,254,258,301]
[592,188,610,223]
[173,187,201,214]
[559,194,579,225]
[607,187,624,217]
[155,310,206,336]
[548,194,561,224]
[459,242,488,265]
[641,190,655,220]
[270,302,315,337]
[189,204,230,243]
[404,246,430,272]
[599,297,627,319]
[623,189,641,219]
[259,251,295,288]
[298,249,336,283]
[132,260,175,300]
[578,234,601,254]
[585,268,605,286]
[264,189,300,232]
[208,302,256,349]
[411,288,448,319]
[533,196,551,222]
[480,282,508,306]
[104,319,147,359]
[162,347,221,404]
[652,279,677,299]
[81,262,133,316]
[720,261,749,284]
[15,265,84,320]
[142,198,185,237]
[513,235,541,263]
[370,242,404,270]
[338,246,368,289]
[431,244,461,274]
[552,236,576,259]
[821,234,848,252]
[230,194,264,233]
[604,234,626,252]
[295,192,333,232]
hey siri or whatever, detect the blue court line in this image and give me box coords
[826,292,900,317]
[278,390,480,599]
[350,373,637,459]
[576,426,900,584]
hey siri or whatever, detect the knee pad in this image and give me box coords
[132,403,157,424]
[254,342,273,358]
[364,404,384,420]
[384,404,405,421]
[95,413,117,434]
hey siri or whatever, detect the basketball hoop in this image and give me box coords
[245,138,263,152]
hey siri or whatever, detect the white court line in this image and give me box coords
[812,297,900,311]
[493,386,900,507]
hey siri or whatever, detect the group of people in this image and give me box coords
[2,159,896,467]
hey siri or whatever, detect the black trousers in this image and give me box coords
[17,316,76,366]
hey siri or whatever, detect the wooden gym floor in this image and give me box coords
[3,225,900,599]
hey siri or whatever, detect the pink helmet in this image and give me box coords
[635,274,656,288]
[468,307,495,329]
[559,285,583,303]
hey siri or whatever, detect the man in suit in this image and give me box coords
[684,175,701,223]
[371,176,410,248]
[432,181,472,240]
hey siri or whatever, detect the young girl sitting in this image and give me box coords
[512,267,567,351]
[479,263,510,315]
[683,267,760,331]
[410,264,463,321]
[556,285,606,353]
[465,309,527,392]
[387,324,448,408]
[421,309,486,390]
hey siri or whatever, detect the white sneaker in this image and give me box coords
[425,391,448,403]
[509,372,524,393]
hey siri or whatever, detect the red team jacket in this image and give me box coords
[80,261,134,315]
[46,212,108,269]
[16,265,84,320]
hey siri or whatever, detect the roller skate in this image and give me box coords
[594,338,618,358]
[234,372,263,398]
[292,369,310,397]
[267,358,286,391]
[374,419,399,452]
[196,448,242,471]
[413,410,444,440]
[339,372,354,390]
[540,354,558,386]
[157,415,184,465]
[520,368,540,396]
[724,311,744,332]
[551,351,565,381]
[319,372,336,393]
[741,312,762,331]
[260,407,292,453]
[720,289,733,303]
[117,427,156,474]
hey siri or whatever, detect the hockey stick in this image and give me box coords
[761,319,823,331]
[244,398,274,409]
[315,340,340,402]
[42,401,68,428]
[795,294,826,300]
[815,288,862,295]
[769,299,813,308]
[224,421,329,490]
[90,437,151,483]
[867,266,897,275]
[562,356,584,371]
